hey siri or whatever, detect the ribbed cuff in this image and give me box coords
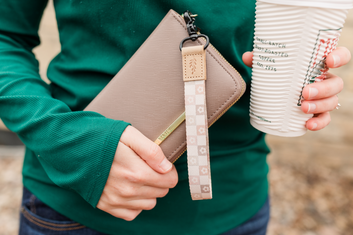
[86,120,130,207]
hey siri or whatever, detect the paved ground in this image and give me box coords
[1,2,353,234]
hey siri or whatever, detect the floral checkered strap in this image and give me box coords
[182,45,212,200]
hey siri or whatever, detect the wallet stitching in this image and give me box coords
[169,141,187,160]
[169,12,242,160]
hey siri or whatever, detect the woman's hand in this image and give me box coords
[242,47,351,131]
[97,126,178,221]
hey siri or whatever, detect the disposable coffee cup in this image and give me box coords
[250,0,353,137]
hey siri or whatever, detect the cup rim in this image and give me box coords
[257,0,353,9]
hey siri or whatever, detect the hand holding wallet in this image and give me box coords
[85,9,246,199]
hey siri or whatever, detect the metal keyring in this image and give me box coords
[179,34,209,51]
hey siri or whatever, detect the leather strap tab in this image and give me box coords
[182,45,207,82]
[182,45,212,200]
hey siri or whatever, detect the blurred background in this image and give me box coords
[0,1,352,235]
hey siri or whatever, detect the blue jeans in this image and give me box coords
[19,187,269,235]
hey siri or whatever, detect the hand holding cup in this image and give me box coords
[301,47,351,131]
[248,0,353,137]
[243,46,351,131]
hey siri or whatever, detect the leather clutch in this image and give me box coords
[84,9,246,163]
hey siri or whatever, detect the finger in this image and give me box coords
[117,185,170,199]
[108,208,142,221]
[306,112,331,131]
[98,187,158,211]
[123,199,157,211]
[326,46,351,68]
[137,186,169,199]
[301,95,339,114]
[242,51,253,68]
[302,73,343,100]
[120,126,173,174]
[98,180,168,211]
[139,166,178,189]
[97,197,143,221]
[113,142,178,188]
[108,199,157,211]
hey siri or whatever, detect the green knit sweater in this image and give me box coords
[0,0,269,234]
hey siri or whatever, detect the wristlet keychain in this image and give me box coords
[180,11,212,200]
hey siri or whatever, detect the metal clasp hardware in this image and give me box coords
[179,10,209,51]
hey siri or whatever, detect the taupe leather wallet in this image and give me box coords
[85,9,246,163]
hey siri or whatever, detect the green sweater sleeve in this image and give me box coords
[0,0,130,207]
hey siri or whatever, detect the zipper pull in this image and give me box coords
[179,10,209,51]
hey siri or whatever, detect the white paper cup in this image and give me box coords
[259,0,353,9]
[250,0,352,137]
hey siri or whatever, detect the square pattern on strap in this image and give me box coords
[184,80,212,200]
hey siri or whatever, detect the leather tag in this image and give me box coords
[182,45,206,82]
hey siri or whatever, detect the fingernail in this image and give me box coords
[307,103,316,113]
[159,158,172,172]
[315,78,323,83]
[308,88,319,99]
[333,55,340,67]
[311,123,318,130]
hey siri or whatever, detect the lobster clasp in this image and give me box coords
[183,10,198,36]
[179,10,209,51]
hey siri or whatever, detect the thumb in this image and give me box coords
[120,126,173,174]
[242,51,254,68]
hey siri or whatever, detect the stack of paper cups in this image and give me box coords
[250,0,353,137]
